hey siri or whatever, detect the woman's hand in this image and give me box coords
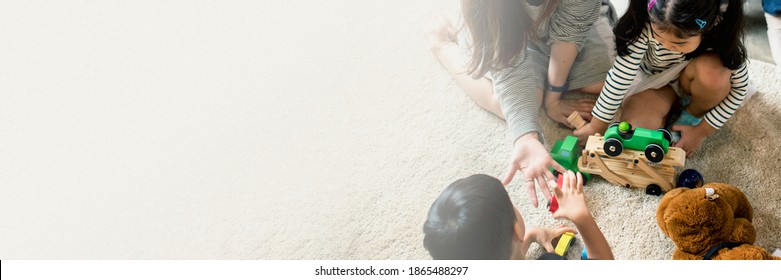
[672,123,713,158]
[502,133,566,208]
[544,93,594,128]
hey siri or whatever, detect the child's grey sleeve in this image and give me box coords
[548,0,602,51]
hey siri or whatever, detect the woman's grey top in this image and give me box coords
[488,0,615,144]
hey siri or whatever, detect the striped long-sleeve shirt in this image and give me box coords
[592,24,749,130]
[493,0,605,144]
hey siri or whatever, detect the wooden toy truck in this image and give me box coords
[577,134,685,195]
[567,112,686,196]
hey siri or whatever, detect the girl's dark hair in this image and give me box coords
[462,0,560,78]
[614,0,746,69]
[423,174,516,260]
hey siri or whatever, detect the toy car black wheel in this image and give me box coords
[676,169,704,189]
[603,138,623,157]
[645,184,663,196]
[552,169,560,178]
[644,144,665,163]
[657,128,672,144]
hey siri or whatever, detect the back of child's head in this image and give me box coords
[616,0,746,69]
[423,174,516,260]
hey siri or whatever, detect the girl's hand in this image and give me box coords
[672,124,711,158]
[544,94,594,128]
[525,226,578,253]
[502,133,566,208]
[573,120,607,144]
[552,171,590,223]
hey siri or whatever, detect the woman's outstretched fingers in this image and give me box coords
[575,172,583,193]
[502,163,519,186]
[545,169,556,185]
[527,179,539,208]
[536,174,552,202]
[551,159,566,174]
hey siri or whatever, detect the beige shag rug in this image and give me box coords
[1,0,779,260]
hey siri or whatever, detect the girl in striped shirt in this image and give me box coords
[574,0,753,158]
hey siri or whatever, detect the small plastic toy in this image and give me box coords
[603,121,672,163]
[549,136,591,182]
[548,174,564,213]
[676,169,704,189]
[552,232,576,257]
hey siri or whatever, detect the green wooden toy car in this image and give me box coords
[603,122,672,163]
[549,136,590,181]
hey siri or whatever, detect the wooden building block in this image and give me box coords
[567,111,586,129]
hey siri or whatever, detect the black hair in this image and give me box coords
[615,0,746,69]
[422,174,516,260]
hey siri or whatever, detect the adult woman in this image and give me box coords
[425,0,615,207]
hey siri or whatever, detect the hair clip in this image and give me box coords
[695,19,707,29]
[647,0,657,11]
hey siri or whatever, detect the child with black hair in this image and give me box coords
[574,0,754,158]
[423,171,613,260]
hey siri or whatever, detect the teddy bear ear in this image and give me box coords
[707,183,753,222]
[656,187,689,235]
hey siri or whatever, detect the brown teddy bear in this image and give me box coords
[656,183,781,260]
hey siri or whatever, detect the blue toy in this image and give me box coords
[676,169,704,189]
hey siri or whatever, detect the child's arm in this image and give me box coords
[544,41,597,127]
[552,171,614,260]
[543,0,602,127]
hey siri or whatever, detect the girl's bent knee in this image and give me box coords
[691,54,730,92]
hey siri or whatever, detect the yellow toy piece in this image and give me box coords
[554,232,576,256]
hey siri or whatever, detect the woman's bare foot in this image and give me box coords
[423,15,456,53]
[422,15,504,119]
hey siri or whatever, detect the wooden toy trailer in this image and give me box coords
[577,134,686,195]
